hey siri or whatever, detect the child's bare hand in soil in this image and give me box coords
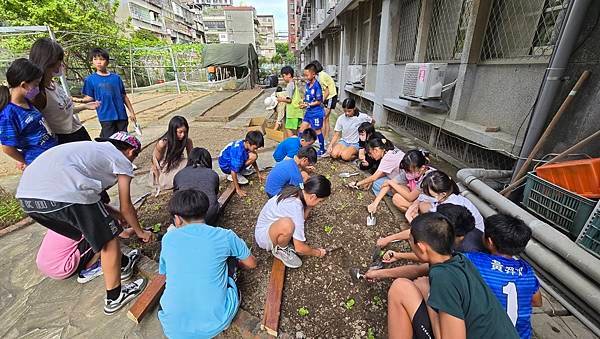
[382,250,400,263]
[137,229,154,243]
[376,236,391,248]
[236,188,247,197]
[367,202,378,214]
[316,248,327,258]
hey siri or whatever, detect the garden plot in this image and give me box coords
[126,158,412,338]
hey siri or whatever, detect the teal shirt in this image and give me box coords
[159,223,251,338]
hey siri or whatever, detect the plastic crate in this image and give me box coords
[576,201,600,259]
[535,158,600,198]
[522,172,596,239]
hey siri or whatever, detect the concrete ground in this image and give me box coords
[0,91,596,338]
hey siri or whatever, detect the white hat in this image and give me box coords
[264,96,278,110]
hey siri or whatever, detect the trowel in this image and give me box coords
[366,212,376,226]
[349,268,365,282]
[338,172,359,178]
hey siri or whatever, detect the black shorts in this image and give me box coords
[20,198,122,253]
[324,95,338,111]
[56,126,92,144]
[100,120,128,138]
[75,238,97,273]
[412,301,434,339]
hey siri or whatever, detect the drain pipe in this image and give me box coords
[514,0,592,180]
[458,168,600,284]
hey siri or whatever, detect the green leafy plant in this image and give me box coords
[325,174,332,180]
[357,191,364,200]
[151,223,161,233]
[373,296,383,307]
[260,186,265,192]
[367,327,375,339]
[380,250,386,257]
[297,307,309,316]
[245,197,253,205]
[344,298,355,310]
[324,225,334,234]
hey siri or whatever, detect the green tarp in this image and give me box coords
[202,43,258,68]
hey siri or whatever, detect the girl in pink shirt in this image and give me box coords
[36,230,98,280]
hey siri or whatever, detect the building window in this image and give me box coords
[371,0,382,64]
[358,2,370,64]
[480,0,567,62]
[395,0,421,62]
[425,0,473,62]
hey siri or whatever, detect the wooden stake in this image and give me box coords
[127,274,166,323]
[261,258,286,337]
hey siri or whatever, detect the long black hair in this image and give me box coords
[358,122,375,137]
[29,38,65,110]
[420,170,460,196]
[277,175,331,205]
[161,116,189,172]
[341,98,359,116]
[187,147,212,169]
[0,58,43,111]
[367,137,395,152]
[400,149,430,171]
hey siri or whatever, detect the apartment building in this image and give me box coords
[297,0,599,170]
[203,6,228,43]
[276,31,289,44]
[257,15,276,58]
[224,6,260,51]
[117,0,203,43]
[287,0,301,50]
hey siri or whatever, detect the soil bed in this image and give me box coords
[202,89,262,117]
[129,157,412,337]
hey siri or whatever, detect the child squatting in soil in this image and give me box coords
[159,189,257,338]
[357,122,385,174]
[265,146,317,198]
[255,175,331,268]
[150,115,193,192]
[386,212,520,339]
[352,138,405,198]
[273,127,317,162]
[218,130,265,197]
[326,98,374,161]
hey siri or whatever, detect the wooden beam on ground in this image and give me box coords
[127,184,237,324]
[261,258,286,337]
[127,274,166,323]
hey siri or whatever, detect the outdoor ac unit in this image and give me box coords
[347,65,364,84]
[316,9,326,25]
[325,64,337,77]
[327,0,337,12]
[401,63,447,99]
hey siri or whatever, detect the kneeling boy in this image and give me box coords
[159,190,257,338]
[265,146,317,198]
[273,128,317,162]
[218,131,264,197]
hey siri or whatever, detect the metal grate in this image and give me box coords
[395,0,422,62]
[481,0,569,61]
[371,0,383,64]
[387,110,433,142]
[425,0,473,61]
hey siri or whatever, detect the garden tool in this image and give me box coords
[338,172,359,178]
[366,212,376,226]
[349,268,365,282]
[369,246,384,270]
[134,122,143,137]
[133,192,151,209]
[327,245,343,254]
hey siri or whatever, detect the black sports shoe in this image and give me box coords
[103,278,147,315]
[121,249,141,281]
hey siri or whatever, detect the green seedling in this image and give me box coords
[249,180,254,186]
[260,186,264,192]
[344,298,355,310]
[367,327,375,339]
[151,223,161,233]
[298,307,309,316]
[325,174,332,180]
[373,296,383,307]
[245,197,253,205]
[379,250,385,257]
[357,192,364,200]
[324,225,334,234]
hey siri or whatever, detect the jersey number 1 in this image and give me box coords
[502,282,518,326]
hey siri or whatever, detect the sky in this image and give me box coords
[234,0,288,32]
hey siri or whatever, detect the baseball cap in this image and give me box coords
[95,131,142,151]
[264,95,278,110]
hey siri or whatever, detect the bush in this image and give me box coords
[0,187,25,229]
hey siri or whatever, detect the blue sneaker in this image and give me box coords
[77,260,103,283]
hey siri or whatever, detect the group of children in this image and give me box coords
[1,45,542,339]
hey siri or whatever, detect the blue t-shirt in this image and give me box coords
[464,252,539,339]
[0,102,57,164]
[273,136,301,162]
[82,72,127,122]
[218,139,248,174]
[264,158,304,197]
[159,223,251,338]
[304,79,325,118]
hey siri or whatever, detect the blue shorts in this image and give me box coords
[303,115,324,130]
[339,140,360,150]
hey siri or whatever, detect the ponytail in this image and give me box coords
[367,137,395,152]
[420,170,460,196]
[277,174,331,205]
[0,86,10,112]
[186,147,212,169]
[400,149,430,171]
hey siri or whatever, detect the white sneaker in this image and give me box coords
[272,246,302,268]
[240,166,255,176]
[227,174,249,185]
[103,278,147,315]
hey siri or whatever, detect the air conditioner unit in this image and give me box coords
[316,9,326,25]
[401,63,447,99]
[327,0,337,12]
[325,64,337,77]
[347,65,364,84]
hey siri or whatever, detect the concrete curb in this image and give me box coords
[0,217,35,238]
[196,89,264,123]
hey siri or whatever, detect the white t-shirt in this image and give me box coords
[42,83,83,134]
[255,196,305,250]
[425,193,485,232]
[334,112,372,144]
[376,149,405,179]
[17,141,134,204]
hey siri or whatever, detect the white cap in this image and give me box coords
[264,96,278,110]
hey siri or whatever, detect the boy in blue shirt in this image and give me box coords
[464,214,542,339]
[273,128,317,162]
[159,189,257,338]
[77,48,137,138]
[265,146,317,197]
[298,63,326,155]
[218,130,264,197]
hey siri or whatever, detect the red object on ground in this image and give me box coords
[535,158,600,198]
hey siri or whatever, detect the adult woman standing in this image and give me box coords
[29,38,99,144]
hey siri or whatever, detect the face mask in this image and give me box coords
[25,86,40,100]
[405,171,420,181]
